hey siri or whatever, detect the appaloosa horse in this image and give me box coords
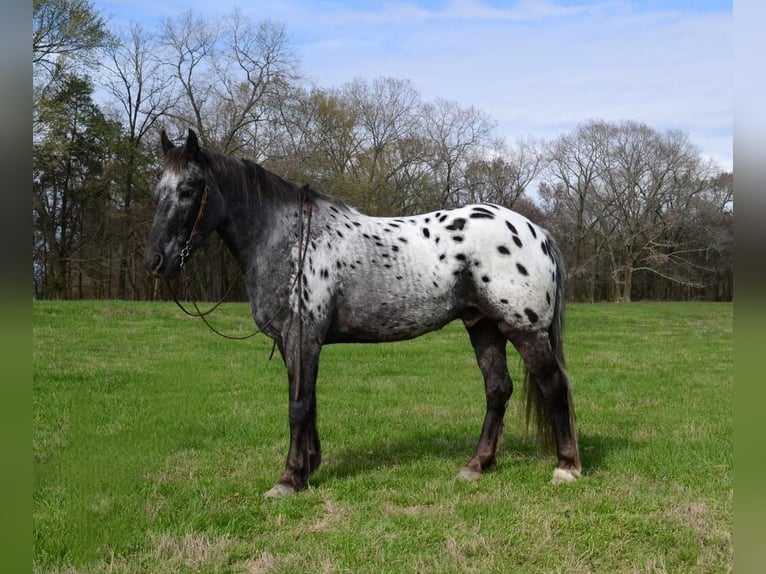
[145,129,581,497]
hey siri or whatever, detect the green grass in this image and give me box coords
[33,301,732,573]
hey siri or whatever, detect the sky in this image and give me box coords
[93,0,733,171]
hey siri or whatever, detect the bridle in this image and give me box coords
[179,180,211,272]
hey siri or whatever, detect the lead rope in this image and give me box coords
[293,192,313,401]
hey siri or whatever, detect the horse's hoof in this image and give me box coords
[263,483,296,498]
[551,468,581,485]
[457,466,483,481]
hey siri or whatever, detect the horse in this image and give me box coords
[145,128,581,497]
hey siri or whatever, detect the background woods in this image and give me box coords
[32,1,733,302]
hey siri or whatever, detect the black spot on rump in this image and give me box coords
[455,253,467,261]
[438,214,449,223]
[541,240,549,256]
[505,221,518,235]
[422,227,430,238]
[546,291,551,305]
[524,308,539,323]
[513,236,523,248]
[500,298,509,304]
[452,236,464,242]
[445,217,466,231]
[469,212,494,219]
[497,245,510,255]
[481,275,490,283]
[516,263,528,276]
[527,222,538,238]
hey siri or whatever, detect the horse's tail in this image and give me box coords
[522,232,575,452]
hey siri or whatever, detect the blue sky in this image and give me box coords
[93,0,733,171]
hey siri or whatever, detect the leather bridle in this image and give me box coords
[179,184,210,272]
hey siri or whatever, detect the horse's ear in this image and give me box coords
[186,129,200,158]
[160,130,174,156]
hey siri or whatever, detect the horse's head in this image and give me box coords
[145,129,224,278]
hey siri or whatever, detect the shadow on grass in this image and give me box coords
[312,429,633,485]
[577,432,637,473]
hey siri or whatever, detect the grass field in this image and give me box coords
[33,301,732,573]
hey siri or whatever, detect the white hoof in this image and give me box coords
[551,468,581,485]
[457,466,483,481]
[263,483,296,498]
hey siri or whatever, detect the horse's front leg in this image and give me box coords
[264,332,322,498]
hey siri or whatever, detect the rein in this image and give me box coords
[168,184,314,356]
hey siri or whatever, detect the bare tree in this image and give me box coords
[597,122,715,301]
[100,22,177,298]
[420,99,495,207]
[158,10,219,140]
[159,9,298,154]
[543,121,613,300]
[463,137,544,207]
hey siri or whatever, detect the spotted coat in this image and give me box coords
[292,201,558,343]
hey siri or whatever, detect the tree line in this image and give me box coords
[32,0,732,303]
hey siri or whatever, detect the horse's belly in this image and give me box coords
[329,288,458,343]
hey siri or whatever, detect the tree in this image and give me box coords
[33,74,119,298]
[463,138,544,208]
[33,0,109,72]
[420,99,495,208]
[159,10,298,154]
[100,22,176,298]
[598,122,715,301]
[542,121,613,301]
[542,120,730,302]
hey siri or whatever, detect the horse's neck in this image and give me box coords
[216,176,298,273]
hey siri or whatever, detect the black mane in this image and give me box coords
[196,147,352,212]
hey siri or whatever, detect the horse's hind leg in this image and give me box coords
[506,329,581,484]
[458,318,513,481]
